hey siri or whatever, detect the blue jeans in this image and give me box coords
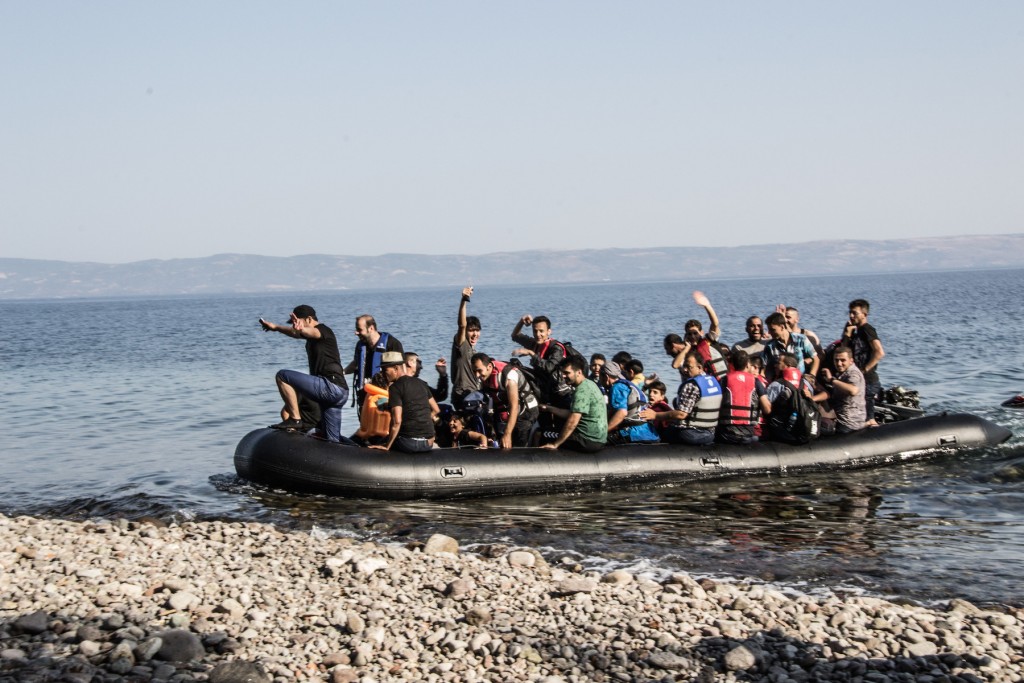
[276,370,348,443]
[865,382,882,421]
[660,426,715,446]
[393,436,434,453]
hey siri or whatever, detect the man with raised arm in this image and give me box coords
[451,286,482,409]
[259,305,351,443]
[664,291,728,382]
[511,313,571,429]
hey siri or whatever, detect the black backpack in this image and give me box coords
[561,340,588,368]
[504,357,542,411]
[768,380,821,445]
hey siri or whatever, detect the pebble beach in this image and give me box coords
[1,514,1021,683]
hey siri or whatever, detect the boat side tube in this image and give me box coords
[233,413,1012,500]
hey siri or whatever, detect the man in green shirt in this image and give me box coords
[539,356,607,453]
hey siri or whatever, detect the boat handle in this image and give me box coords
[701,457,722,467]
[937,435,958,446]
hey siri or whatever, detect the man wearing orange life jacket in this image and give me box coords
[715,350,772,445]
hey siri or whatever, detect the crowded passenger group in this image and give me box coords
[258,286,885,454]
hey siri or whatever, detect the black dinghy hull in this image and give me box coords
[234,413,1012,500]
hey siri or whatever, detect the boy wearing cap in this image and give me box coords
[599,361,659,445]
[259,305,351,443]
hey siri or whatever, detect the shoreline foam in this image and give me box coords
[2,514,1021,682]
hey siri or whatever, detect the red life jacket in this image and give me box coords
[535,339,567,360]
[481,361,537,421]
[695,338,729,381]
[719,371,760,426]
[482,360,511,413]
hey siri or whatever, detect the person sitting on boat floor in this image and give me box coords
[448,413,490,449]
[404,352,448,403]
[624,358,647,389]
[641,351,722,446]
[645,381,672,414]
[761,312,818,383]
[511,313,572,426]
[814,345,866,434]
[843,298,885,427]
[259,305,354,444]
[370,352,439,453]
[664,291,729,383]
[600,362,659,446]
[539,356,608,453]
[451,286,482,410]
[782,305,824,357]
[715,350,771,445]
[732,315,767,358]
[345,315,404,416]
[471,353,540,449]
[588,353,606,382]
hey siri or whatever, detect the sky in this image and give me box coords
[2,2,1022,264]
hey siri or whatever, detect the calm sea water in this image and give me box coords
[3,269,1023,606]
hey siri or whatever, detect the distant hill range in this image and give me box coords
[1,233,1021,300]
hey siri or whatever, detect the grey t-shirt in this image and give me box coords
[830,364,866,431]
[451,335,479,396]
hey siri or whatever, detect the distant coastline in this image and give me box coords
[1,233,1022,301]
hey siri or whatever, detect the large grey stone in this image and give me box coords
[555,578,597,595]
[208,660,272,683]
[465,606,491,626]
[423,534,459,555]
[155,629,204,662]
[647,652,693,670]
[13,610,49,635]
[724,645,757,671]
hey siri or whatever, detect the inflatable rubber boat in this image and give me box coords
[233,412,1012,500]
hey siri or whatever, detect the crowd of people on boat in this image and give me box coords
[258,287,885,453]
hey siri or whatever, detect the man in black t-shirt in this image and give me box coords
[259,305,351,443]
[370,352,439,453]
[843,298,885,425]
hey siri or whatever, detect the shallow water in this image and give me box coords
[3,269,1022,606]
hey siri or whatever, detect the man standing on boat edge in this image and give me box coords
[259,305,352,443]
